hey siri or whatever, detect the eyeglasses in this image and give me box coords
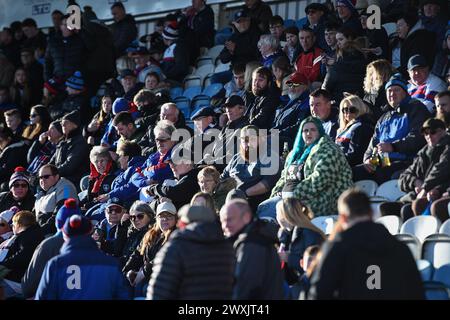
[30,114,39,118]
[422,129,438,136]
[269,24,283,29]
[39,174,54,180]
[307,9,317,15]
[155,137,170,142]
[130,213,146,221]
[342,106,358,114]
[158,214,176,220]
[12,183,28,189]
[106,207,123,214]
[287,83,301,88]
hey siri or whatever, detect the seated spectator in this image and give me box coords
[407,54,447,114]
[113,111,146,145]
[118,69,143,102]
[123,201,177,297]
[0,210,44,299]
[436,90,450,130]
[147,154,201,210]
[35,214,130,300]
[323,21,340,61]
[283,26,301,65]
[197,166,236,211]
[0,208,16,244]
[148,204,234,300]
[419,0,447,50]
[258,117,353,220]
[334,0,363,36]
[268,15,285,43]
[303,2,330,51]
[160,24,190,84]
[100,97,133,150]
[390,10,436,76]
[295,27,323,84]
[272,72,311,149]
[9,68,33,113]
[322,41,367,105]
[271,55,292,97]
[242,0,273,33]
[144,72,166,93]
[4,109,25,139]
[0,167,35,213]
[21,198,80,299]
[309,89,339,139]
[191,192,217,213]
[219,199,284,300]
[308,189,424,300]
[353,74,431,184]
[20,48,43,106]
[92,197,125,247]
[245,66,280,129]
[50,111,90,186]
[336,94,375,167]
[27,120,63,177]
[21,18,47,52]
[335,26,358,51]
[359,9,389,60]
[34,164,78,236]
[0,125,28,192]
[110,1,138,59]
[363,59,395,121]
[84,95,114,146]
[133,90,167,134]
[128,46,164,84]
[0,85,16,112]
[80,146,117,211]
[224,63,246,98]
[379,118,450,221]
[221,125,281,212]
[292,244,320,300]
[131,120,176,192]
[276,198,325,284]
[41,77,65,111]
[432,28,449,79]
[258,34,285,69]
[21,105,51,142]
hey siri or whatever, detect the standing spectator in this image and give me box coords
[245,67,280,129]
[407,54,447,114]
[21,198,80,299]
[335,94,375,167]
[148,205,235,300]
[323,21,340,62]
[35,215,130,300]
[308,188,424,300]
[436,90,450,130]
[48,10,63,41]
[353,73,431,184]
[309,89,339,139]
[0,167,35,213]
[4,109,25,139]
[359,9,389,61]
[185,0,215,52]
[110,2,138,59]
[0,125,28,192]
[303,3,330,51]
[20,48,44,106]
[295,27,323,85]
[220,199,284,300]
[0,211,44,299]
[21,18,47,52]
[160,24,190,84]
[432,28,449,80]
[283,26,301,65]
[22,105,51,142]
[334,0,363,36]
[419,0,447,50]
[242,0,273,33]
[34,164,78,236]
[50,111,90,187]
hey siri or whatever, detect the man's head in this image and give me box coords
[169,157,194,179]
[232,10,251,33]
[251,66,272,96]
[407,55,430,86]
[385,73,408,108]
[116,140,141,170]
[113,111,136,140]
[192,0,206,11]
[51,10,64,30]
[197,166,220,194]
[421,0,441,18]
[335,0,356,21]
[12,210,36,235]
[21,18,38,39]
[47,120,63,144]
[105,198,126,225]
[421,118,447,147]
[396,11,419,40]
[305,3,327,25]
[299,27,316,52]
[324,21,340,48]
[337,188,373,230]
[269,15,284,40]
[133,89,157,113]
[258,34,279,57]
[119,69,137,93]
[191,107,215,132]
[284,26,299,48]
[65,71,84,95]
[240,125,262,162]
[111,2,126,23]
[61,111,81,136]
[244,0,258,8]
[20,48,35,66]
[224,95,246,122]
[60,16,75,38]
[162,24,179,46]
[154,120,177,155]
[232,63,246,90]
[309,88,332,121]
[219,199,253,237]
[160,103,180,124]
[38,164,60,192]
[0,28,13,44]
[286,72,309,101]
[4,109,22,132]
[436,91,450,127]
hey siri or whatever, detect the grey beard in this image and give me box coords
[288,92,301,100]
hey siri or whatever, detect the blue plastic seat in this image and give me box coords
[202,83,224,98]
[191,95,211,111]
[170,87,183,100]
[183,86,202,100]
[296,17,308,29]
[174,96,191,119]
[284,19,296,28]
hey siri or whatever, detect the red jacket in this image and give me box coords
[295,47,323,84]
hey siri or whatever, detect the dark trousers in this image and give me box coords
[352,160,410,185]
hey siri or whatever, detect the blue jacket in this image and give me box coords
[130,150,174,189]
[109,156,146,203]
[35,236,130,300]
[288,227,324,275]
[100,119,118,149]
[365,96,430,162]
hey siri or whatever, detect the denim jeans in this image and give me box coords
[256,195,282,222]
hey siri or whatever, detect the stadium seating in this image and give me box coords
[439,219,450,236]
[203,83,224,98]
[422,234,450,269]
[284,19,296,28]
[395,234,421,260]
[183,74,202,89]
[400,216,441,243]
[417,259,434,281]
[207,45,224,64]
[196,56,214,68]
[311,215,338,235]
[173,96,191,119]
[374,179,405,202]
[355,180,378,197]
[183,86,203,100]
[432,264,450,288]
[170,87,184,100]
[382,22,397,37]
[423,281,450,300]
[80,175,90,192]
[191,95,211,111]
[215,62,231,73]
[376,215,402,235]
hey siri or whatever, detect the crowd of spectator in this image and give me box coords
[0,0,449,300]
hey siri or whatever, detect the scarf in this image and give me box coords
[89,161,113,194]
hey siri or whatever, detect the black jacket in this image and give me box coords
[44,33,86,81]
[150,167,201,210]
[363,85,389,122]
[245,86,280,130]
[231,219,285,300]
[50,128,90,187]
[399,134,450,198]
[110,14,138,58]
[309,221,424,300]
[148,221,235,300]
[0,139,29,191]
[0,224,44,282]
[160,41,190,83]
[0,191,35,213]
[242,0,273,33]
[192,5,215,49]
[83,111,113,146]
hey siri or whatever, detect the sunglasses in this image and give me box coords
[342,106,358,114]
[39,174,54,180]
[130,213,146,221]
[422,129,438,136]
[106,207,123,214]
[12,183,28,188]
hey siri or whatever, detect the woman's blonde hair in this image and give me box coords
[190,192,217,213]
[363,59,395,94]
[338,94,370,132]
[197,166,220,184]
[276,198,326,239]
